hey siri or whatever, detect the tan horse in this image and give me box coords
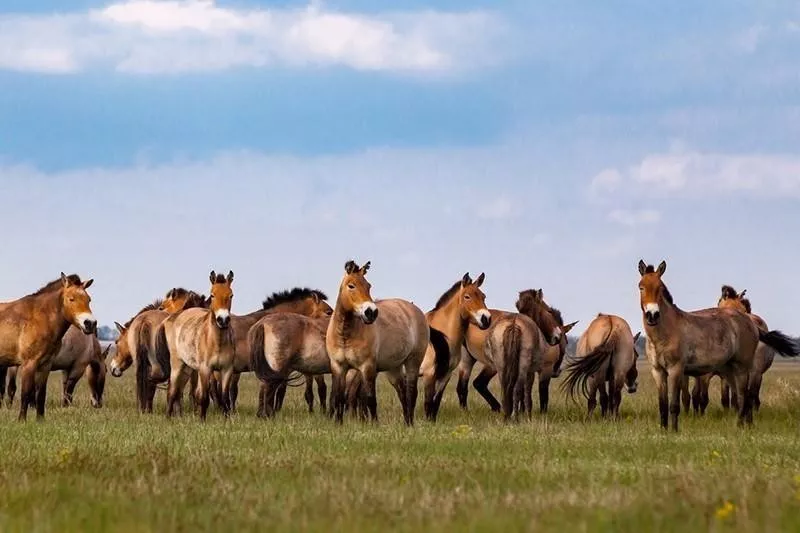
[561,314,639,418]
[111,289,207,413]
[327,260,429,425]
[419,273,491,422]
[158,271,235,420]
[690,285,777,414]
[0,273,97,421]
[215,288,333,414]
[638,260,800,430]
[456,289,563,415]
[5,328,110,409]
[530,301,578,414]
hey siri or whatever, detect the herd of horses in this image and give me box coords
[0,260,798,431]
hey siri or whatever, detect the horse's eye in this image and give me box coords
[69,297,75,302]
[347,284,356,290]
[464,294,471,300]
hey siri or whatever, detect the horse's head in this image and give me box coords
[308,291,334,318]
[110,321,133,378]
[161,288,208,313]
[516,289,562,346]
[627,332,642,393]
[208,271,234,329]
[339,260,378,324]
[457,273,491,330]
[638,260,669,326]
[718,285,751,314]
[60,273,97,335]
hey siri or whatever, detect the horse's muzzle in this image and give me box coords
[363,307,379,324]
[82,319,97,335]
[480,315,491,329]
[216,316,231,329]
[111,367,123,378]
[645,311,660,326]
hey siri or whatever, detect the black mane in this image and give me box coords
[262,288,328,310]
[125,299,164,327]
[433,281,462,311]
[31,274,83,296]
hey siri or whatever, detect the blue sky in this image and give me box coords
[1,0,799,335]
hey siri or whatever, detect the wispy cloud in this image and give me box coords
[0,0,504,75]
[608,209,661,227]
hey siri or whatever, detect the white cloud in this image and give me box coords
[590,168,622,193]
[591,149,800,199]
[0,0,503,75]
[477,196,516,220]
[608,209,661,227]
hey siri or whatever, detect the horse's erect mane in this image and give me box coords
[262,288,328,310]
[124,299,164,327]
[741,298,753,314]
[30,274,83,296]
[433,280,463,311]
[549,306,564,327]
[212,273,228,284]
[720,285,739,300]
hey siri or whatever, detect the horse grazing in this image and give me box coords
[5,328,110,409]
[0,273,97,421]
[690,285,779,414]
[561,314,639,418]
[638,260,800,431]
[217,287,333,414]
[158,271,236,420]
[111,289,207,413]
[456,289,563,417]
[327,260,429,425]
[419,272,491,422]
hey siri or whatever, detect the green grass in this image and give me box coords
[1,362,800,533]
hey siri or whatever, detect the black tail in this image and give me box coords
[249,324,269,382]
[429,327,451,381]
[153,323,171,381]
[759,329,800,358]
[500,320,522,420]
[561,336,618,402]
[135,322,153,409]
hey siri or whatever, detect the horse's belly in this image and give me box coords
[294,351,331,375]
[209,350,235,371]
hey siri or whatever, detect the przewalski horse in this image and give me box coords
[638,260,800,431]
[561,314,639,419]
[327,260,429,425]
[5,328,110,409]
[419,273,490,422]
[0,273,97,421]
[690,285,779,414]
[216,288,333,414]
[158,271,236,420]
[455,289,563,416]
[112,289,207,413]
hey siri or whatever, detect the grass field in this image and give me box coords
[1,362,800,533]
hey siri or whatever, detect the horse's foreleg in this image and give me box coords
[538,373,552,414]
[456,351,476,410]
[473,367,500,412]
[720,377,731,410]
[666,366,683,432]
[0,366,6,407]
[219,368,234,417]
[598,380,609,417]
[422,370,437,422]
[304,374,315,413]
[34,365,51,420]
[196,365,212,421]
[6,367,17,408]
[360,362,378,423]
[17,362,36,421]
[587,378,598,419]
[405,361,422,427]
[229,372,240,413]
[275,379,288,412]
[330,361,347,424]
[62,369,79,407]
[432,372,454,419]
[651,366,668,430]
[166,363,189,418]
[751,372,764,412]
[315,375,328,413]
[680,376,691,414]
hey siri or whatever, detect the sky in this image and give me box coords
[1,0,799,336]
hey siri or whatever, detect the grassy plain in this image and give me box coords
[1,362,799,533]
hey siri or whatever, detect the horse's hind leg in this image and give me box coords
[720,378,731,410]
[275,380,288,412]
[315,375,328,413]
[195,365,213,421]
[229,372,240,413]
[587,379,598,419]
[62,369,80,407]
[7,367,17,408]
[598,381,610,417]
[473,367,501,412]
[666,366,683,432]
[166,363,190,418]
[456,352,476,410]
[538,373,552,414]
[0,366,6,407]
[34,365,51,420]
[651,366,669,430]
[751,372,764,412]
[730,370,752,427]
[691,377,702,415]
[679,376,691,414]
[17,362,36,421]
[304,375,315,413]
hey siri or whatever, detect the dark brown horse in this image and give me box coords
[0,274,97,420]
[638,260,800,431]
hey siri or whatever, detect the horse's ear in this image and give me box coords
[102,344,112,359]
[226,271,234,285]
[344,260,358,274]
[114,321,126,334]
[209,271,216,283]
[61,272,69,287]
[474,273,485,288]
[361,261,371,275]
[536,289,544,300]
[739,289,747,298]
[563,321,578,334]
[657,261,667,276]
[461,272,471,287]
[82,279,94,290]
[638,260,647,276]
[165,289,174,300]
[311,292,321,304]
[633,331,642,342]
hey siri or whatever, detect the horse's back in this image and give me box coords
[465,308,509,366]
[682,307,759,370]
[51,326,94,369]
[374,299,428,369]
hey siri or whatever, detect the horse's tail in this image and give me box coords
[500,320,522,419]
[429,327,451,381]
[758,329,800,358]
[561,333,618,402]
[249,323,269,382]
[153,323,171,382]
[134,322,153,409]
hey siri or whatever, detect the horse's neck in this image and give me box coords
[428,300,466,349]
[331,303,363,343]
[646,300,683,347]
[205,314,233,348]
[40,291,72,341]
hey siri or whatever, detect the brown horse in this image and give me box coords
[111,289,207,413]
[419,273,491,422]
[638,260,800,430]
[690,285,778,414]
[561,314,639,418]
[528,297,578,414]
[327,260,429,425]
[0,273,97,421]
[456,289,563,415]
[158,271,236,420]
[215,287,333,414]
[5,328,110,409]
